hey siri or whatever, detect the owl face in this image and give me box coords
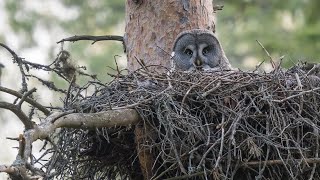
[172,29,230,71]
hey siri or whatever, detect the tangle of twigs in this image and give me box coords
[46,62,320,179]
[2,42,320,179]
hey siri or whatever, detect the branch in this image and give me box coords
[272,87,320,103]
[57,35,123,44]
[33,109,141,140]
[0,101,34,130]
[0,108,141,178]
[0,43,28,92]
[0,165,31,180]
[17,88,37,109]
[0,164,42,180]
[242,158,320,168]
[256,40,276,69]
[0,86,50,115]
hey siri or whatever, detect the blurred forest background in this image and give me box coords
[1,0,320,81]
[0,0,319,179]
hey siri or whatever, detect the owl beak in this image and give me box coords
[194,58,203,67]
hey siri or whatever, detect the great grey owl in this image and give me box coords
[171,29,231,71]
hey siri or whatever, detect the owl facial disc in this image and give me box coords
[171,29,232,71]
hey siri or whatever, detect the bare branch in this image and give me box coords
[0,108,140,179]
[0,101,33,129]
[0,164,41,180]
[0,43,28,92]
[272,87,320,103]
[33,109,140,141]
[256,40,276,69]
[17,88,37,109]
[0,86,50,115]
[242,158,320,168]
[57,35,123,44]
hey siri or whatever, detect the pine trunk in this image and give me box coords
[125,0,216,179]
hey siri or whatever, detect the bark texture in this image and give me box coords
[125,0,216,71]
[125,0,216,179]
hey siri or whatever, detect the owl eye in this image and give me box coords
[202,47,210,55]
[184,49,193,56]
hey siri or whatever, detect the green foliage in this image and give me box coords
[216,0,320,69]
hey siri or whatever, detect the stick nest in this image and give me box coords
[49,64,320,180]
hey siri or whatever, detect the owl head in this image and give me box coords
[171,29,231,71]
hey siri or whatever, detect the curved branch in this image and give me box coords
[0,86,50,115]
[0,108,141,179]
[0,43,28,92]
[17,88,37,109]
[0,101,34,130]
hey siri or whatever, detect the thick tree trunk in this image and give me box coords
[125,0,216,179]
[125,0,216,71]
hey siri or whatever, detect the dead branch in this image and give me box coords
[272,86,320,103]
[0,101,33,130]
[0,165,35,180]
[242,158,320,168]
[56,35,123,44]
[0,108,141,178]
[256,40,276,68]
[0,43,28,93]
[0,86,50,115]
[32,109,140,141]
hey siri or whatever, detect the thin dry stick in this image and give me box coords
[214,115,225,169]
[152,162,177,180]
[273,87,320,103]
[201,81,221,97]
[57,35,123,44]
[180,77,209,114]
[243,158,320,168]
[256,40,275,68]
[309,128,319,180]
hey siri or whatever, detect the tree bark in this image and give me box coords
[125,0,216,179]
[125,0,216,71]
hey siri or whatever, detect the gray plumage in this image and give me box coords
[171,29,231,71]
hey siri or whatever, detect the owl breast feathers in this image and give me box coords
[171,29,231,71]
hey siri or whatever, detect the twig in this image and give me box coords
[309,128,319,180]
[272,87,320,103]
[256,40,275,69]
[242,158,320,168]
[180,77,209,114]
[214,115,225,169]
[114,55,121,76]
[152,162,177,180]
[0,43,28,92]
[201,81,221,97]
